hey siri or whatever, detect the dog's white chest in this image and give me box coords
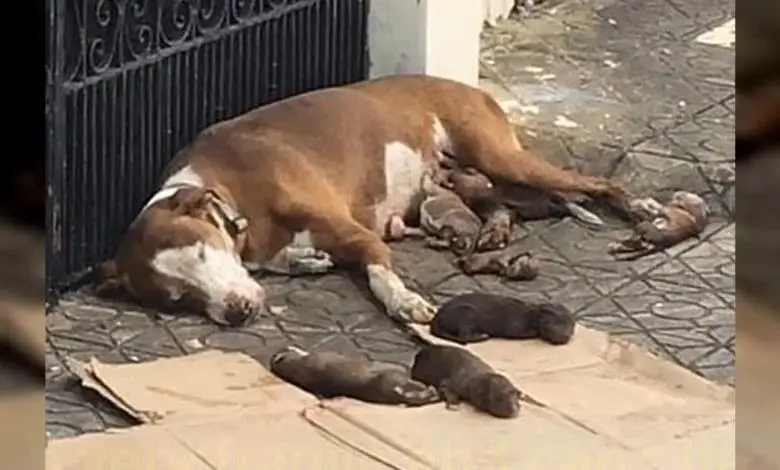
[374,141,426,231]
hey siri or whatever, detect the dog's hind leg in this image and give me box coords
[448,99,634,215]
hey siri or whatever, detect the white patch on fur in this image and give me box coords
[374,141,426,233]
[290,230,313,248]
[140,164,205,213]
[151,241,264,319]
[431,115,454,155]
[366,264,435,323]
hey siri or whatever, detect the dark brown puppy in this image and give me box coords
[411,344,525,418]
[270,346,440,406]
[457,250,540,281]
[429,293,576,345]
[609,191,709,260]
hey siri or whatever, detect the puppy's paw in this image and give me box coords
[388,290,437,324]
[394,382,441,406]
[444,401,462,411]
[476,214,513,252]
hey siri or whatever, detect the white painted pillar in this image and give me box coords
[367,0,482,86]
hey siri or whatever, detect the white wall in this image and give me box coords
[367,0,483,86]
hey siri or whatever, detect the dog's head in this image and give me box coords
[669,191,709,224]
[536,302,576,345]
[96,186,265,327]
[470,373,521,419]
[447,167,494,203]
[439,225,477,257]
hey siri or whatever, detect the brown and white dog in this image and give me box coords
[95,75,631,326]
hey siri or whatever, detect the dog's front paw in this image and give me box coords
[394,382,441,407]
[388,290,437,324]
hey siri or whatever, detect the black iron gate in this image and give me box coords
[46,0,369,299]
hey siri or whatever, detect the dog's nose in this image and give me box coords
[222,296,265,326]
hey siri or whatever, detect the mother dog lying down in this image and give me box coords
[95,74,631,326]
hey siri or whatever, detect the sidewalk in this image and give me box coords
[45,0,735,445]
[47,326,735,469]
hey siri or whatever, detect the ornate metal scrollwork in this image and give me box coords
[159,0,196,45]
[231,0,258,24]
[62,0,328,82]
[195,0,229,34]
[63,0,83,81]
[125,0,155,60]
[86,0,122,75]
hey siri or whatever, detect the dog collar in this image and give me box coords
[205,189,249,239]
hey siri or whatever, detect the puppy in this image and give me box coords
[429,293,576,345]
[457,250,540,281]
[385,171,491,256]
[411,344,529,418]
[609,191,709,260]
[270,346,440,406]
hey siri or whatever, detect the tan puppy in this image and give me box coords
[95,75,632,326]
[609,191,709,260]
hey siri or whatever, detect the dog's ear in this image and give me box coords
[167,188,214,216]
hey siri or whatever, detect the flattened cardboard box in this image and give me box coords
[46,350,425,470]
[47,325,736,469]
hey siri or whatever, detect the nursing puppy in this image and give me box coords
[411,344,532,419]
[385,171,492,256]
[609,191,709,260]
[270,346,440,406]
[429,293,576,345]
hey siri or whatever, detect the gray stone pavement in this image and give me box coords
[45,0,734,439]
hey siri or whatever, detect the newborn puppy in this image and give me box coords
[411,344,527,419]
[609,191,709,260]
[386,171,491,256]
[457,250,540,281]
[270,346,440,406]
[429,293,576,345]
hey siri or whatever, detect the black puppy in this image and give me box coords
[411,344,537,419]
[430,293,576,345]
[270,346,440,406]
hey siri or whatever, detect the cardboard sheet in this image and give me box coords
[1,389,45,470]
[47,324,736,470]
